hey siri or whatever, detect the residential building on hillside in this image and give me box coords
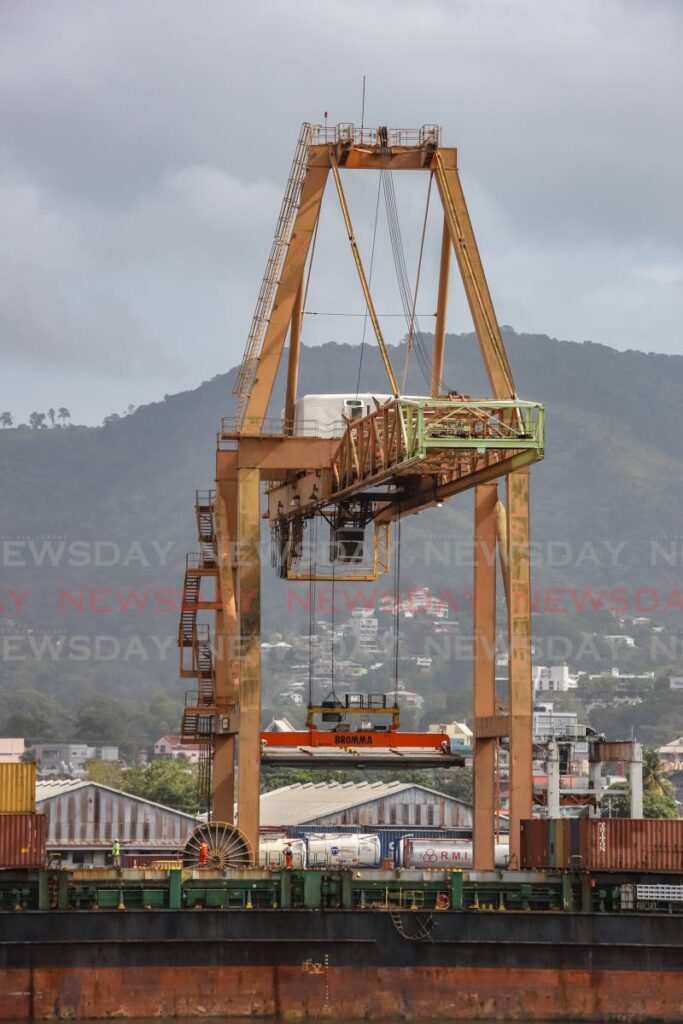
[428,720,472,746]
[602,635,636,648]
[658,737,683,770]
[533,665,577,692]
[31,743,119,778]
[154,735,199,763]
[0,738,25,762]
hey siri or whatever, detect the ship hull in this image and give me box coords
[2,909,683,1021]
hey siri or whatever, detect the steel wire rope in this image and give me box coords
[401,173,433,393]
[330,558,338,701]
[356,173,383,398]
[382,167,437,392]
[378,134,454,395]
[393,513,402,707]
[308,517,318,708]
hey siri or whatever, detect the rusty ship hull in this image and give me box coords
[2,908,683,1022]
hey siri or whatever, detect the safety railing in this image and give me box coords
[310,123,441,148]
[220,415,347,440]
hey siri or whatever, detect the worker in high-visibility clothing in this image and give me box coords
[111,839,121,869]
[198,841,209,867]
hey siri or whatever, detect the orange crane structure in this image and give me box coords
[177,122,544,870]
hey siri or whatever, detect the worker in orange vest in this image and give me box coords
[198,841,209,867]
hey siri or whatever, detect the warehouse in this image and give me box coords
[35,780,198,868]
[259,779,472,829]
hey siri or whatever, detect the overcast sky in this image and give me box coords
[1,0,681,424]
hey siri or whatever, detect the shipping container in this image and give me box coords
[580,819,683,873]
[521,818,683,873]
[520,819,550,868]
[0,762,36,813]
[0,812,46,867]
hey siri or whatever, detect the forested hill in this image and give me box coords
[2,328,683,750]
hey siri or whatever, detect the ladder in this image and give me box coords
[234,122,314,423]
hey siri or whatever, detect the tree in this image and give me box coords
[84,760,123,788]
[643,792,678,819]
[29,411,46,429]
[601,781,678,818]
[120,759,201,814]
[0,690,71,746]
[642,747,674,797]
[0,411,12,428]
[58,407,71,426]
[47,408,56,427]
[103,413,120,425]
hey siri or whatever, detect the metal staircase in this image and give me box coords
[179,491,222,748]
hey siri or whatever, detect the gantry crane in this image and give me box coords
[178,122,544,869]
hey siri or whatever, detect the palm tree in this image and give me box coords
[47,408,56,427]
[0,412,12,428]
[29,412,46,429]
[642,747,674,797]
[58,407,71,427]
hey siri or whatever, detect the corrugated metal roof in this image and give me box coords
[35,779,197,820]
[259,780,469,827]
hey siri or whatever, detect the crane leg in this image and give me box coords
[507,468,533,865]
[213,477,240,823]
[236,467,262,857]
[473,482,497,870]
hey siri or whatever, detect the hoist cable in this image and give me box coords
[356,173,383,398]
[393,514,402,705]
[330,560,337,700]
[377,133,455,395]
[383,168,438,392]
[401,174,433,393]
[308,517,318,707]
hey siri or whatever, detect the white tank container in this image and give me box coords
[258,837,307,869]
[306,833,382,868]
[397,838,509,869]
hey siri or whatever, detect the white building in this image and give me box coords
[0,738,25,763]
[154,735,200,763]
[349,608,379,651]
[32,743,119,778]
[602,634,636,648]
[533,706,585,742]
[533,665,577,692]
[670,677,683,691]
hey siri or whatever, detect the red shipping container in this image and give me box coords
[520,819,550,868]
[0,813,46,868]
[579,818,683,873]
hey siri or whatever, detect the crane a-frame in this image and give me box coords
[178,122,544,870]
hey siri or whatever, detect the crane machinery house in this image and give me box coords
[288,394,394,437]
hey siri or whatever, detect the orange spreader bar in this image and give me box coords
[260,730,448,750]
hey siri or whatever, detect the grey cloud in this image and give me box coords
[0,0,681,422]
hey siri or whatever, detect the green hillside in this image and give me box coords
[2,329,683,752]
